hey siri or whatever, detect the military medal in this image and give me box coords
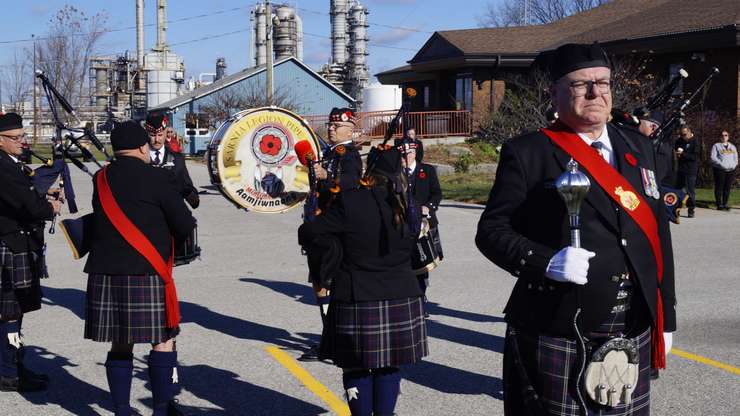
[640,168,660,199]
[615,186,640,211]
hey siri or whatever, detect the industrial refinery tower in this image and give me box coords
[250,1,369,104]
[320,0,369,103]
[89,0,184,119]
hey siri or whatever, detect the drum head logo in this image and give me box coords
[209,107,320,213]
[252,126,290,165]
[663,192,677,206]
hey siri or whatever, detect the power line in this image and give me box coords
[0,6,250,45]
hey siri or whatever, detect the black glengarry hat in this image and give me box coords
[549,43,611,81]
[111,120,150,151]
[0,113,24,133]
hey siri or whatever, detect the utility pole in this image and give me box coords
[32,34,38,145]
[265,0,274,106]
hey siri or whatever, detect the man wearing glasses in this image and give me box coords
[709,130,738,210]
[0,113,61,392]
[674,126,700,217]
[477,43,675,415]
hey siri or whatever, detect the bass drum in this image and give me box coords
[207,107,322,213]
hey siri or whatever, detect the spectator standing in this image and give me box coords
[709,130,738,210]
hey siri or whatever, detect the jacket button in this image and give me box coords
[527,250,533,256]
[538,285,544,291]
[515,270,521,276]
[611,275,620,282]
[527,283,533,289]
[621,238,628,246]
[520,259,526,266]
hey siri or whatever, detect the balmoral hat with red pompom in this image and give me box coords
[329,107,357,124]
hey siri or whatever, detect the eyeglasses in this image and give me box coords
[326,122,354,129]
[565,80,611,97]
[0,133,27,142]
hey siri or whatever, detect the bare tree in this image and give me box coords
[3,51,31,114]
[479,0,611,27]
[474,54,660,144]
[34,5,107,120]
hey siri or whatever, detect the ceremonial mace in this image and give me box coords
[555,159,591,247]
[556,158,592,416]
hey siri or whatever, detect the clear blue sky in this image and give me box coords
[0,0,497,84]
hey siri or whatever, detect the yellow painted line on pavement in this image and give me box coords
[672,348,740,376]
[265,346,351,416]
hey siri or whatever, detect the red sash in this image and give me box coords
[96,166,180,328]
[542,123,666,369]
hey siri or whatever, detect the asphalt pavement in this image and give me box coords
[1,161,738,415]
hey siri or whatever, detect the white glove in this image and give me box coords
[545,247,596,285]
[664,332,673,355]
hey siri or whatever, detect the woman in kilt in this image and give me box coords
[84,121,195,416]
[299,147,428,416]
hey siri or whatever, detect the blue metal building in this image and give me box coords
[151,57,355,154]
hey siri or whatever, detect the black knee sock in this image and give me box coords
[342,369,373,416]
[373,367,401,416]
[148,350,177,416]
[105,352,134,416]
[0,321,19,378]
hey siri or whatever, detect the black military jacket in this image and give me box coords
[674,137,701,175]
[0,150,54,252]
[153,147,200,209]
[476,124,676,336]
[298,186,421,303]
[409,162,442,227]
[322,142,362,191]
[84,156,195,275]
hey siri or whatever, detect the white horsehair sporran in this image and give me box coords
[583,336,640,407]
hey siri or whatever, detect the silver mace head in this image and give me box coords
[555,159,591,248]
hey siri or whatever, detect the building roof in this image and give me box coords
[379,0,740,78]
[151,56,355,111]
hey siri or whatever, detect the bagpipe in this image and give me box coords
[611,66,720,223]
[32,70,106,258]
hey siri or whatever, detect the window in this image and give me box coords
[423,85,430,108]
[455,74,473,110]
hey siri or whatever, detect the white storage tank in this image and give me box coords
[361,83,402,113]
[145,51,184,108]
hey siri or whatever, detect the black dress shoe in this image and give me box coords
[298,345,320,362]
[688,211,695,218]
[0,375,48,392]
[167,400,187,416]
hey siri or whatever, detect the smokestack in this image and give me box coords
[156,0,168,51]
[330,0,348,65]
[136,0,144,67]
[216,58,226,80]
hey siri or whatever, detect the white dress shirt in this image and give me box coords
[578,126,614,166]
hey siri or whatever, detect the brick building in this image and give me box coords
[376,0,740,126]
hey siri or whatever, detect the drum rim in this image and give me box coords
[207,106,321,214]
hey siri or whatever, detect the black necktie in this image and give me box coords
[591,141,605,160]
[154,150,161,165]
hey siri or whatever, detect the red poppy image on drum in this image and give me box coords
[259,134,283,157]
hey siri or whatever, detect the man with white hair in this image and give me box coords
[476,43,676,415]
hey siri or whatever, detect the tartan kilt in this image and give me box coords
[504,325,651,416]
[0,242,44,320]
[320,296,428,369]
[84,273,179,344]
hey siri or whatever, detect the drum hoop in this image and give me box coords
[208,107,321,214]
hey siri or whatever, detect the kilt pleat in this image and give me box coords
[84,273,178,344]
[505,326,651,416]
[0,242,43,320]
[320,296,428,369]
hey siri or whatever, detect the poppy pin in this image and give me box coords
[625,153,637,167]
[419,170,427,179]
